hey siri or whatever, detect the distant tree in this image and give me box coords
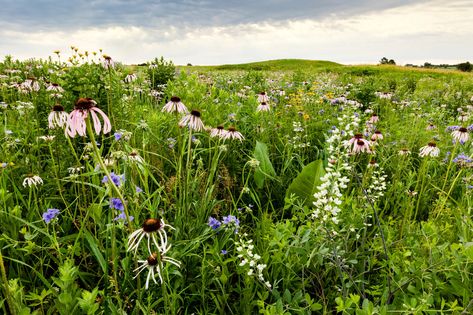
[187,63,193,66]
[424,62,432,68]
[379,57,396,65]
[457,62,472,72]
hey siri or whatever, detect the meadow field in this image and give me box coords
[1,52,473,314]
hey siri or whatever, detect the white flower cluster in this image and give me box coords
[313,113,360,224]
[236,235,271,289]
[364,167,388,203]
[287,122,311,148]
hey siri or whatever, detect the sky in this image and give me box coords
[0,0,472,66]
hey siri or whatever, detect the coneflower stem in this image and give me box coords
[85,118,133,231]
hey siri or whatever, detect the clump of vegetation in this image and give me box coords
[1,51,473,314]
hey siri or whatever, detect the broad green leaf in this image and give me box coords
[84,230,107,274]
[253,141,276,189]
[285,159,325,206]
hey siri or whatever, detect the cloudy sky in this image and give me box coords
[0,0,472,65]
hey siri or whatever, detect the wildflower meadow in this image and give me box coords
[1,51,473,314]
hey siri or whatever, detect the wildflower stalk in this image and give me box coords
[0,250,15,315]
[85,118,133,230]
[441,142,458,192]
[47,143,67,205]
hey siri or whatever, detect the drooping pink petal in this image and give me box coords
[90,110,102,135]
[92,107,111,134]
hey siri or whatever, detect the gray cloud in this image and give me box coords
[0,0,431,31]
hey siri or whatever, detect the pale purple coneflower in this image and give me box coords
[48,104,68,129]
[257,92,269,103]
[102,55,114,69]
[370,130,383,141]
[124,73,137,83]
[352,139,372,154]
[46,83,64,93]
[21,77,40,92]
[346,133,371,153]
[22,174,43,188]
[128,218,175,255]
[398,148,411,156]
[210,125,228,139]
[179,110,205,131]
[451,127,469,144]
[458,113,469,122]
[257,102,271,112]
[368,114,379,124]
[162,96,188,114]
[223,126,244,141]
[134,252,181,289]
[419,142,440,157]
[66,98,111,137]
[426,124,436,130]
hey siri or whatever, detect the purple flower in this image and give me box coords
[113,211,134,222]
[110,198,125,211]
[208,216,221,230]
[42,208,60,224]
[114,132,122,141]
[222,215,240,226]
[221,249,228,255]
[102,172,125,186]
[135,186,143,193]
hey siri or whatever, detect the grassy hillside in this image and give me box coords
[181,59,471,78]
[184,59,342,71]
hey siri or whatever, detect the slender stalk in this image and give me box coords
[85,118,133,231]
[0,250,15,315]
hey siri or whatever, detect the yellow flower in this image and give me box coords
[303,114,310,121]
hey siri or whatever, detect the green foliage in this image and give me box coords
[253,141,277,189]
[147,56,176,88]
[285,159,325,206]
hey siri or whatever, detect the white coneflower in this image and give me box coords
[48,104,68,129]
[223,126,244,141]
[210,125,227,139]
[419,142,440,157]
[46,83,64,93]
[134,252,181,289]
[38,135,55,142]
[179,110,205,131]
[126,150,145,164]
[23,175,43,188]
[128,218,175,255]
[68,166,84,175]
[452,127,469,144]
[257,92,269,103]
[161,96,188,114]
[257,102,271,112]
[124,73,137,83]
[398,148,411,156]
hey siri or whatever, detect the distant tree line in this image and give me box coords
[380,57,472,72]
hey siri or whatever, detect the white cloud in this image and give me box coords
[1,0,472,65]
